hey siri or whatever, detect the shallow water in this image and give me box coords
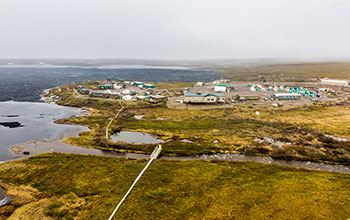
[111,131,164,144]
[7,143,350,174]
[0,101,89,161]
[195,153,350,174]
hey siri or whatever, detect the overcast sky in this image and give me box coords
[0,0,350,59]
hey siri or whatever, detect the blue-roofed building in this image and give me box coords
[184,93,225,104]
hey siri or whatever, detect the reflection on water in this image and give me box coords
[111,131,164,144]
[0,101,89,161]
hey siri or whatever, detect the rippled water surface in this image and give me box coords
[0,101,89,161]
[0,66,219,101]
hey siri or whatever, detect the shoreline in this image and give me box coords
[2,98,349,175]
[5,136,350,174]
[1,89,349,175]
[0,100,91,161]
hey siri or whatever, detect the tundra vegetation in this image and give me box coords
[1,153,350,219]
[1,65,350,219]
[215,62,350,82]
[55,81,350,164]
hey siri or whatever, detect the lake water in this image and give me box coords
[0,101,89,161]
[0,66,219,101]
[111,131,164,144]
[0,65,218,161]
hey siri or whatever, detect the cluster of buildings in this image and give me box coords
[72,77,348,106]
[75,85,90,94]
[248,84,321,97]
[76,81,167,103]
[181,77,348,105]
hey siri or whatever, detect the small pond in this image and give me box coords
[111,131,164,144]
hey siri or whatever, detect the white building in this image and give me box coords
[113,84,122,90]
[122,95,133,101]
[321,78,349,86]
[214,86,226,92]
[121,89,130,95]
[195,82,204,87]
[213,79,230,84]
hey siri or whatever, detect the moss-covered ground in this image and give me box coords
[60,102,350,164]
[1,153,350,220]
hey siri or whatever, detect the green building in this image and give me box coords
[99,85,113,90]
[143,84,155,89]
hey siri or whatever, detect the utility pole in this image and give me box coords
[108,145,162,220]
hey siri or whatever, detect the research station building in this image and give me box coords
[184,93,225,104]
[271,93,301,101]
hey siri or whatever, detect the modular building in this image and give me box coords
[213,79,230,84]
[132,82,144,86]
[99,85,113,90]
[236,95,260,101]
[90,91,120,99]
[184,93,225,104]
[214,84,227,92]
[143,84,155,89]
[148,95,168,103]
[78,88,90,95]
[271,93,301,100]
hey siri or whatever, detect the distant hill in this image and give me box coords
[215,62,350,82]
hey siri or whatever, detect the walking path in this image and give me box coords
[105,101,125,139]
[0,188,12,207]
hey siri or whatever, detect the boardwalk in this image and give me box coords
[0,188,12,207]
[105,101,125,139]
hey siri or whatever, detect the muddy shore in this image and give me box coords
[6,137,350,174]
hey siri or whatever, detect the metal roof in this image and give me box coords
[185,93,224,97]
[151,95,167,99]
[273,93,301,97]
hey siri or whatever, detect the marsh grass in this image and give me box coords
[60,103,350,164]
[0,154,350,219]
[52,82,350,164]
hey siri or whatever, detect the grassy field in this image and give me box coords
[217,62,350,82]
[0,153,350,220]
[61,102,350,164]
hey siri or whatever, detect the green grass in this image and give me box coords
[60,103,350,164]
[217,62,350,82]
[111,105,350,163]
[0,154,350,219]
